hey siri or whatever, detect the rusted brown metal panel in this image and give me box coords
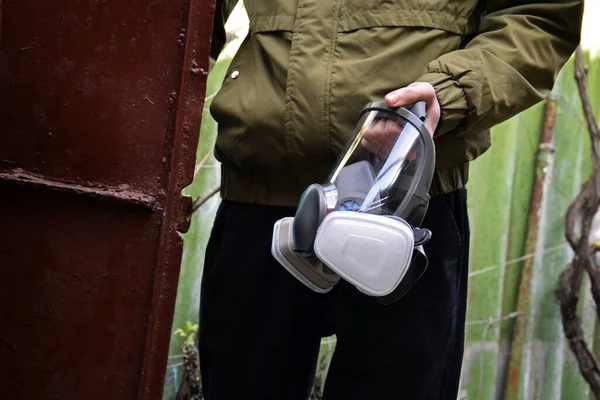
[0,186,162,398]
[0,0,216,398]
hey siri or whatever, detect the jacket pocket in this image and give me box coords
[210,26,294,169]
[337,0,480,35]
[248,14,295,33]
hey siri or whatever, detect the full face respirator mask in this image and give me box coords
[271,101,435,305]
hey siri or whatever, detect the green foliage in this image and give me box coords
[173,321,199,346]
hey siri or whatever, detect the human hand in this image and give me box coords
[361,82,440,157]
[384,82,440,135]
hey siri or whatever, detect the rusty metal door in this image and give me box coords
[0,0,215,398]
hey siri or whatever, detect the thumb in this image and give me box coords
[385,82,440,135]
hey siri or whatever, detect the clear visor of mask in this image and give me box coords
[325,105,429,217]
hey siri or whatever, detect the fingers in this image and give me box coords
[361,119,402,157]
[385,82,434,108]
[384,82,441,135]
[363,119,402,141]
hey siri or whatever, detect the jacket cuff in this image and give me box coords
[417,72,468,138]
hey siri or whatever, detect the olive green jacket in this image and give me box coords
[210,0,583,206]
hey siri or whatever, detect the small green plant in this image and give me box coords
[174,321,202,400]
[174,321,199,346]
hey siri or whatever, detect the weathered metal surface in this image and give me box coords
[0,186,163,399]
[0,0,216,399]
[162,17,245,397]
[0,168,158,209]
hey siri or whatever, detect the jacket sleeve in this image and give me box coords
[210,0,240,67]
[418,0,584,138]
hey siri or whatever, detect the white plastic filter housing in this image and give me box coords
[313,212,414,296]
[271,217,339,293]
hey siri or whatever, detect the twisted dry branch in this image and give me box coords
[556,46,600,399]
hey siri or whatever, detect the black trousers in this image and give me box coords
[199,189,470,400]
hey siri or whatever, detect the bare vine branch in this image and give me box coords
[556,46,600,399]
[192,187,220,213]
[193,146,215,179]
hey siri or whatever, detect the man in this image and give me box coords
[199,1,583,399]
